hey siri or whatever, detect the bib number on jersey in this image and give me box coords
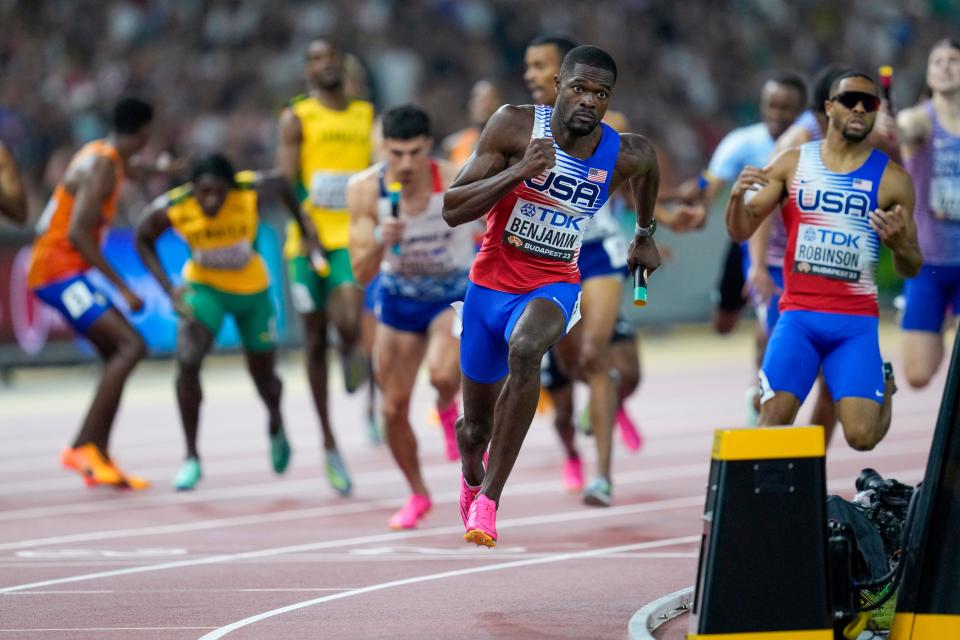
[792,223,868,282]
[308,172,352,210]
[193,241,254,270]
[501,199,586,262]
[931,177,960,221]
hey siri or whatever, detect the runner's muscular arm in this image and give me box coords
[0,142,27,224]
[443,105,551,227]
[613,134,662,275]
[134,198,176,296]
[67,157,133,295]
[347,171,383,286]
[745,126,811,299]
[135,198,194,318]
[253,169,322,254]
[277,108,303,185]
[874,162,922,278]
[896,105,933,161]
[725,149,795,243]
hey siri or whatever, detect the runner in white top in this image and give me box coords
[348,104,472,530]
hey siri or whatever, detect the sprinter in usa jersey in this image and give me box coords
[442,46,661,547]
[726,71,922,453]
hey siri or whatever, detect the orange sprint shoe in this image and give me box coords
[61,444,123,486]
[105,456,151,491]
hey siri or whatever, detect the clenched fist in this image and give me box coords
[869,205,909,250]
[731,166,769,199]
[516,137,556,180]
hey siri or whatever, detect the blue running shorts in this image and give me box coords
[376,286,462,335]
[760,310,884,405]
[754,266,784,337]
[459,281,581,383]
[901,264,960,333]
[578,238,628,281]
[364,272,381,313]
[33,273,113,334]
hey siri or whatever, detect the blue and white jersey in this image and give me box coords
[782,141,889,316]
[472,104,621,291]
[377,161,474,301]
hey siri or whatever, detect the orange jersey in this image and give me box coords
[449,127,480,168]
[28,140,125,289]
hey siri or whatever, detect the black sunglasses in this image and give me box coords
[830,91,881,112]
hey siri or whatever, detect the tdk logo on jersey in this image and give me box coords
[798,187,870,217]
[525,172,601,208]
[518,202,584,231]
[803,226,861,249]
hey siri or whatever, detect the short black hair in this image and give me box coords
[190,154,236,187]
[527,35,578,58]
[112,97,153,135]
[768,72,808,106]
[560,45,617,83]
[381,104,431,140]
[829,70,877,97]
[812,64,854,113]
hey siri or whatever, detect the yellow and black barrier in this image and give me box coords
[687,425,832,639]
[891,323,960,639]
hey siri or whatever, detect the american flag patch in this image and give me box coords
[852,178,873,191]
[587,168,607,183]
[531,172,549,186]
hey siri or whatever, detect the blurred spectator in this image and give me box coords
[0,0,955,230]
[442,79,503,168]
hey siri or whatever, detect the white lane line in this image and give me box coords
[199,535,703,639]
[6,588,356,594]
[0,462,710,551]
[0,441,664,519]
[0,422,933,521]
[0,466,925,596]
[0,495,704,594]
[0,433,931,549]
[0,627,218,632]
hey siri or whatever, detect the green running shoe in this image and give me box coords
[325,449,353,496]
[578,404,593,436]
[270,429,292,475]
[172,457,202,491]
[582,476,612,507]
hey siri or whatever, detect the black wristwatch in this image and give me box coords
[634,219,657,238]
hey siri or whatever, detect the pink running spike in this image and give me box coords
[563,456,583,491]
[438,401,460,461]
[616,407,643,452]
[460,475,481,529]
[464,493,497,547]
[388,494,432,530]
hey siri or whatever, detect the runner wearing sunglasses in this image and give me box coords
[726,70,922,452]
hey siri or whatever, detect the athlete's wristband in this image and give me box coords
[634,219,657,238]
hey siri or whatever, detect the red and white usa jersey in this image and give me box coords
[470,105,620,293]
[781,141,890,316]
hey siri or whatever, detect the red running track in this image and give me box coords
[0,325,944,639]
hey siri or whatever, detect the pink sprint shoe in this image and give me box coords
[438,402,460,461]
[460,475,481,529]
[563,456,583,492]
[388,494,432,530]
[616,407,643,452]
[464,493,497,547]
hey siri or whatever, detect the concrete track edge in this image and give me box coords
[628,585,694,639]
